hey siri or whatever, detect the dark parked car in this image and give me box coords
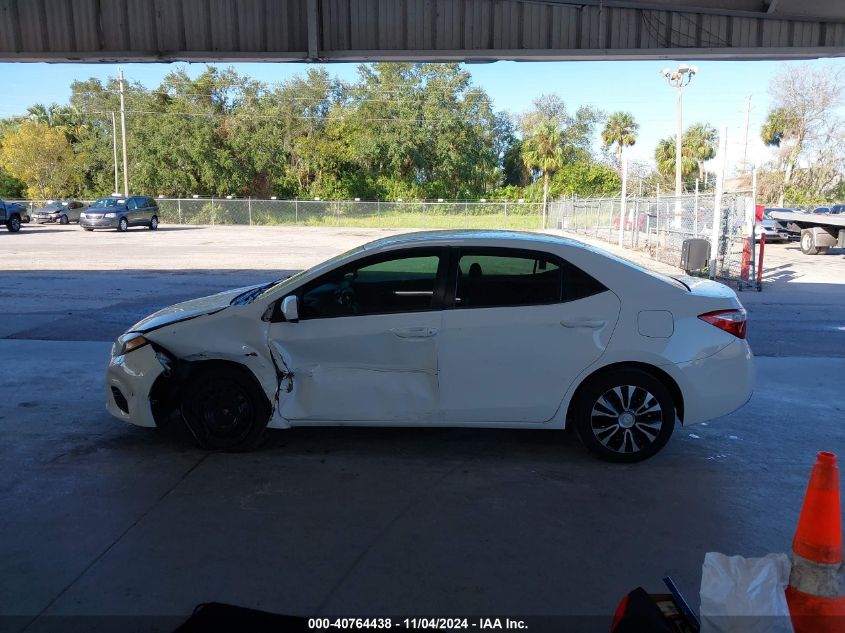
[34,200,87,224]
[0,199,29,232]
[79,196,159,232]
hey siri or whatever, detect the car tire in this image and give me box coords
[59,215,69,225]
[149,216,158,230]
[818,246,830,255]
[800,230,818,255]
[180,365,270,452]
[83,228,94,232]
[6,216,21,232]
[573,368,676,463]
[117,217,128,232]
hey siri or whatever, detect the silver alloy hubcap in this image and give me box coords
[590,385,663,454]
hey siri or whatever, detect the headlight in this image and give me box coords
[104,212,116,218]
[114,332,149,356]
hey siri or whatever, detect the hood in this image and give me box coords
[129,283,266,333]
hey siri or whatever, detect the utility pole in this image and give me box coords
[660,64,698,228]
[742,95,752,174]
[111,112,119,194]
[118,67,129,197]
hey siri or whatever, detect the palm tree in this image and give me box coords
[654,136,697,182]
[684,123,718,182]
[601,112,638,169]
[521,122,566,228]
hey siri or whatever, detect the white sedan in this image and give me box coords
[106,230,754,462]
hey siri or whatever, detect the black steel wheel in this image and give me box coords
[574,368,675,463]
[180,365,270,451]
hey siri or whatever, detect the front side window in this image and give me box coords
[455,252,562,308]
[299,253,441,319]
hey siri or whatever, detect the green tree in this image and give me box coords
[0,121,80,198]
[654,135,698,185]
[601,112,638,168]
[684,123,718,182]
[521,122,566,227]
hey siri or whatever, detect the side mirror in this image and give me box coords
[281,295,299,322]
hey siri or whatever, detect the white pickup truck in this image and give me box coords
[768,208,845,255]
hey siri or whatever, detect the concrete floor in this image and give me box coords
[1,225,844,632]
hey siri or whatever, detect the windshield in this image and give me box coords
[90,198,123,209]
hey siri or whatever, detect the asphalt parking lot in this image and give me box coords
[1,224,844,632]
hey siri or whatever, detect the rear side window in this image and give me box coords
[455,252,562,308]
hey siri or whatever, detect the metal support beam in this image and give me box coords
[306,0,320,60]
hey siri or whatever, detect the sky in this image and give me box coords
[2,57,843,174]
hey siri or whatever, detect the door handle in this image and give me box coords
[391,326,439,338]
[560,319,607,329]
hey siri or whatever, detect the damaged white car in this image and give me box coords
[106,230,754,462]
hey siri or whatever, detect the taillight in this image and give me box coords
[698,308,747,339]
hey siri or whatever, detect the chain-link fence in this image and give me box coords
[151,198,547,230]
[549,191,755,285]
[8,197,546,230]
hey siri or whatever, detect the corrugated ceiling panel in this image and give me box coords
[792,21,816,47]
[579,6,603,49]
[522,2,548,50]
[762,19,790,48]
[182,0,211,50]
[669,12,697,47]
[0,1,19,52]
[44,0,74,51]
[492,1,519,50]
[549,4,579,50]
[465,0,491,50]
[71,0,101,52]
[156,0,186,52]
[436,0,462,50]
[731,17,758,48]
[237,0,267,52]
[377,0,400,49]
[209,0,238,51]
[17,0,47,52]
[700,14,730,48]
[641,11,667,49]
[126,0,157,52]
[349,0,376,50]
[322,0,348,51]
[610,9,639,49]
[825,22,845,46]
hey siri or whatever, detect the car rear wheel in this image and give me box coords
[149,216,158,230]
[180,365,270,452]
[573,368,676,463]
[800,230,818,255]
[6,216,21,232]
[117,217,128,232]
[59,214,69,225]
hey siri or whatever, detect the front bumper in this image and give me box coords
[80,216,119,229]
[669,338,755,426]
[106,343,167,428]
[34,216,58,224]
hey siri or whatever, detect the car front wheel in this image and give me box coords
[180,365,270,451]
[59,214,69,225]
[573,368,676,463]
[6,216,21,232]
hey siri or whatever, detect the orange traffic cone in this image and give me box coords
[785,451,845,633]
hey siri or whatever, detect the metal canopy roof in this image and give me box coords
[1,0,844,63]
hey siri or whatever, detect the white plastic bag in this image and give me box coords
[699,552,794,633]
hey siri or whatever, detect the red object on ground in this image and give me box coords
[740,237,752,281]
[757,233,765,289]
[785,452,845,633]
[755,204,765,221]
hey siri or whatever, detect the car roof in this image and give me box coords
[357,229,597,253]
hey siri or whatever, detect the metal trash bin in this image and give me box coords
[680,238,711,273]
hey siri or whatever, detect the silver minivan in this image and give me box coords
[79,196,159,232]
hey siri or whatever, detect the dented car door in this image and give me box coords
[268,249,447,424]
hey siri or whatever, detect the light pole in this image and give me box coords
[660,64,697,228]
